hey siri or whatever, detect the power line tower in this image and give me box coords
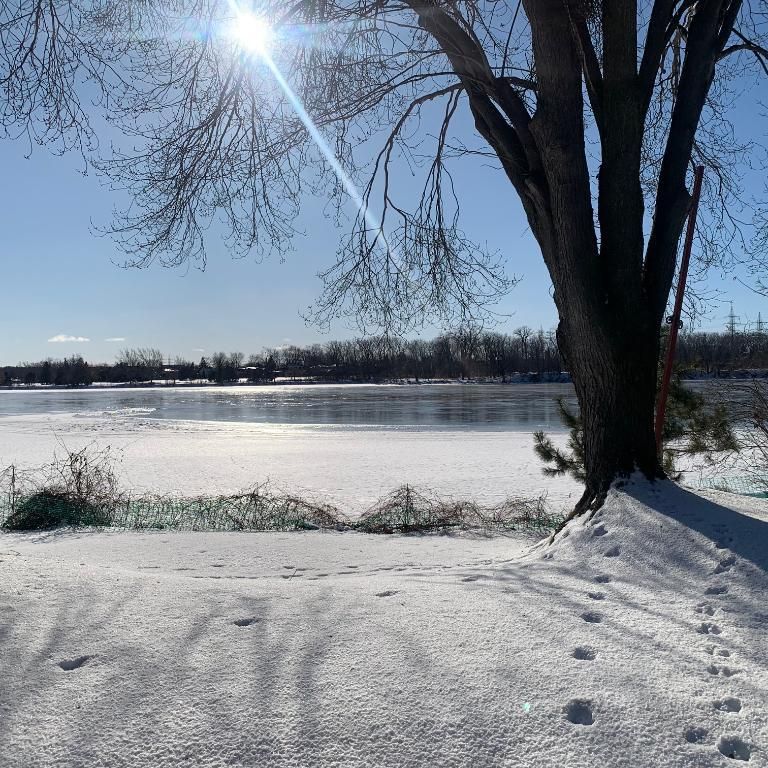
[757,312,765,335]
[726,301,740,367]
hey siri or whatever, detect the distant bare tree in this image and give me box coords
[115,347,163,380]
[2,2,768,513]
[210,351,228,382]
[514,327,533,368]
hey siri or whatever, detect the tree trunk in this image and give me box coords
[410,0,732,523]
[558,307,664,517]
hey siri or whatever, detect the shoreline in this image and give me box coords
[3,371,766,392]
[0,375,571,391]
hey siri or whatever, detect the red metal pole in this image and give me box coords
[655,165,705,456]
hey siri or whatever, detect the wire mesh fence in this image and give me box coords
[689,475,768,498]
[355,485,558,534]
[0,448,562,534]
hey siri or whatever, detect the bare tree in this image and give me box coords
[2,1,767,513]
[210,351,228,382]
[514,326,533,367]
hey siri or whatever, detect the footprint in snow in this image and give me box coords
[461,575,480,582]
[375,590,399,598]
[717,735,751,761]
[233,618,259,627]
[714,697,742,713]
[571,646,597,661]
[695,602,716,616]
[704,644,731,657]
[603,546,621,558]
[697,622,721,635]
[594,574,612,584]
[580,611,602,624]
[707,664,739,677]
[58,655,91,671]
[705,584,729,596]
[592,524,608,537]
[587,591,605,601]
[684,726,709,744]
[564,699,594,726]
[714,555,736,575]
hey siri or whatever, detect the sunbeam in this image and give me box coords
[226,4,390,255]
[262,56,389,251]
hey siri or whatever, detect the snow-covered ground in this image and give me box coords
[0,412,580,512]
[1,479,766,767]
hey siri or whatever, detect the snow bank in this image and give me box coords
[0,481,766,767]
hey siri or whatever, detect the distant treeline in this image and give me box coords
[3,327,768,387]
[675,328,768,375]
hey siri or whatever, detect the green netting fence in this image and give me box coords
[688,475,768,498]
[0,453,562,534]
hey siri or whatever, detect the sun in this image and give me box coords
[231,12,274,55]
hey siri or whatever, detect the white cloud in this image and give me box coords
[105,337,126,342]
[48,334,90,343]
[192,348,205,353]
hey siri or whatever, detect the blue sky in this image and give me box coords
[0,108,557,365]
[0,85,765,366]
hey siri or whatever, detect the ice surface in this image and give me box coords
[0,411,580,511]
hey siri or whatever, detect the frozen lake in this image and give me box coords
[0,383,577,431]
[0,384,584,511]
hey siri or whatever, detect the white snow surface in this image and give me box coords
[1,478,767,767]
[0,412,580,511]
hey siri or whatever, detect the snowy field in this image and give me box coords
[0,410,580,513]
[1,479,767,767]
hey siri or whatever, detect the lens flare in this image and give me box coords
[231,12,273,55]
